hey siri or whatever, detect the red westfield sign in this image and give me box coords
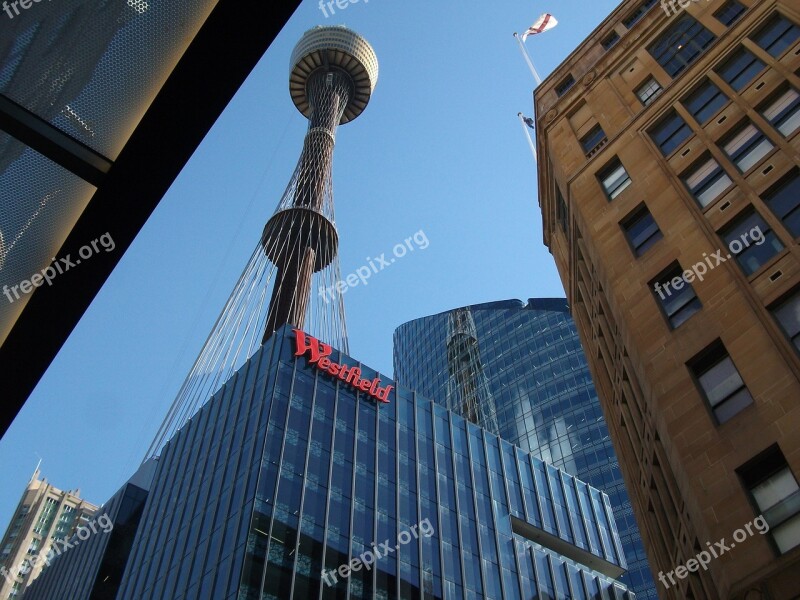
[293,329,393,403]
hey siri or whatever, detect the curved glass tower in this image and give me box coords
[394,298,657,599]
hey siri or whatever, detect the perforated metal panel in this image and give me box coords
[0,132,96,344]
[0,0,218,160]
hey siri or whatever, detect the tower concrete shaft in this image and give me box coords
[262,69,352,339]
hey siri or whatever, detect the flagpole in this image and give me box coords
[513,33,542,85]
[518,113,537,164]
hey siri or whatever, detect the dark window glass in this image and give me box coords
[649,110,692,155]
[636,77,663,106]
[621,205,662,256]
[648,14,716,78]
[714,0,746,26]
[689,341,753,423]
[556,187,568,232]
[623,0,659,28]
[716,47,766,91]
[738,445,800,555]
[556,75,576,97]
[683,79,729,124]
[762,170,800,238]
[602,31,620,50]
[598,158,631,200]
[580,124,607,155]
[683,157,733,208]
[722,121,774,172]
[760,86,800,137]
[771,289,800,353]
[751,13,800,58]
[720,210,784,275]
[651,262,702,328]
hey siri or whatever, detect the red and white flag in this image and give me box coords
[521,13,558,42]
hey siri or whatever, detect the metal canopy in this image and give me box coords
[0,0,303,437]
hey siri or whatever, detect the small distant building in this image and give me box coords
[0,467,97,598]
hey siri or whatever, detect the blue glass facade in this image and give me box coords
[393,299,656,599]
[111,325,633,599]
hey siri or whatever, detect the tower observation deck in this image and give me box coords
[145,26,378,459]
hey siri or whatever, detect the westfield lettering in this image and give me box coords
[293,330,393,403]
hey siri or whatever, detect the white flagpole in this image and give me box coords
[518,113,537,163]
[513,33,542,85]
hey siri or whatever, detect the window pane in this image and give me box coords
[653,265,702,328]
[774,512,800,554]
[716,47,766,91]
[761,88,800,137]
[772,291,800,351]
[722,211,784,275]
[600,160,632,200]
[684,158,732,207]
[714,388,754,424]
[752,468,800,512]
[636,77,663,105]
[684,80,728,124]
[714,0,746,26]
[698,357,745,406]
[649,110,692,154]
[623,206,662,256]
[723,122,773,172]
[762,171,800,238]
[752,13,800,58]
[581,124,607,154]
[648,14,716,77]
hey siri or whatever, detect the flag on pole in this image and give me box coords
[521,115,535,130]
[521,13,558,42]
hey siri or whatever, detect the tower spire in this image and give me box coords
[262,26,379,342]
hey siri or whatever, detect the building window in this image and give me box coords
[722,121,774,173]
[636,77,663,106]
[651,262,702,328]
[683,157,733,208]
[762,170,800,238]
[760,86,800,137]
[738,445,800,555]
[751,13,800,58]
[716,47,766,91]
[623,0,659,29]
[556,187,568,232]
[714,0,746,27]
[649,110,692,155]
[683,79,729,124]
[598,158,631,200]
[648,14,716,78]
[580,124,607,156]
[621,204,662,256]
[720,209,784,275]
[555,74,576,97]
[771,288,800,353]
[602,31,620,50]
[689,341,754,423]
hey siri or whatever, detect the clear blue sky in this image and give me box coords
[1,0,622,531]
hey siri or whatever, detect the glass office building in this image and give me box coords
[394,299,656,599]
[109,325,633,600]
